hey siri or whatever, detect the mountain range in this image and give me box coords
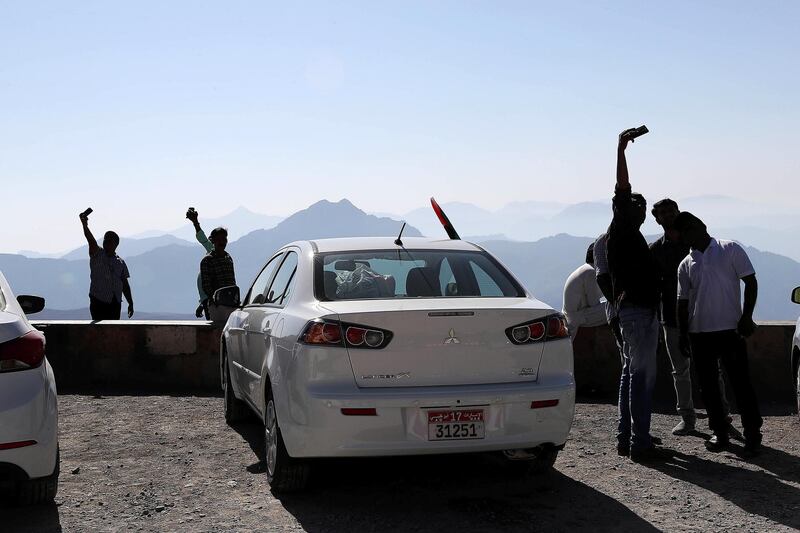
[1,198,798,321]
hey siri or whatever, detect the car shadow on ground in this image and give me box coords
[276,455,660,533]
[230,419,657,532]
[649,445,800,530]
[229,419,267,473]
[0,502,62,532]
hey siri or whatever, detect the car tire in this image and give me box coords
[264,388,309,492]
[17,447,59,505]
[223,350,250,424]
[527,447,559,474]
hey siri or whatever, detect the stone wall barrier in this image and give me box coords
[34,320,796,410]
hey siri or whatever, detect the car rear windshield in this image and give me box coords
[315,249,525,300]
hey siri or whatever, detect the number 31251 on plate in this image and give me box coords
[427,409,485,440]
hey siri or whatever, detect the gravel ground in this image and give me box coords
[2,395,799,532]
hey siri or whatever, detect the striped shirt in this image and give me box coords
[89,250,130,303]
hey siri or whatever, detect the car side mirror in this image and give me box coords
[213,286,241,308]
[17,295,45,315]
[792,286,800,305]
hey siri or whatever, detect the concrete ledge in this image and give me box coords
[32,321,797,408]
[33,320,221,392]
[572,322,796,407]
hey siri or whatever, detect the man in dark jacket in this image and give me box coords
[607,129,663,462]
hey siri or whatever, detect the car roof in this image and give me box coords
[293,237,484,253]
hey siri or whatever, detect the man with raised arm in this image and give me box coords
[675,212,763,457]
[79,210,134,320]
[606,129,663,462]
[200,227,236,323]
[186,208,214,319]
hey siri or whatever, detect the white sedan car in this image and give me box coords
[0,271,59,504]
[217,237,575,491]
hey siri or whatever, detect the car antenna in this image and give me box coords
[430,197,461,240]
[394,222,407,246]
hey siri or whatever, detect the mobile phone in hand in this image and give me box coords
[625,125,649,141]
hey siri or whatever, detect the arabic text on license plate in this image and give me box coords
[427,409,485,440]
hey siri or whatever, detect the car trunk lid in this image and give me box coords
[321,298,552,388]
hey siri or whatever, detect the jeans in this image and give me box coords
[662,325,695,419]
[690,330,763,441]
[617,306,659,450]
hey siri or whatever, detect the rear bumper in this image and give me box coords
[0,361,59,480]
[280,378,575,458]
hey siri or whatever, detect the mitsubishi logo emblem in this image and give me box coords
[444,328,460,344]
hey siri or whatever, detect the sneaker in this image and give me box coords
[705,433,730,452]
[617,442,630,456]
[672,418,696,436]
[630,446,670,463]
[650,435,663,446]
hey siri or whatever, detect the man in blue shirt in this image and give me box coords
[79,211,134,321]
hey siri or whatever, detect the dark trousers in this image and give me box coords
[690,330,762,441]
[90,296,121,320]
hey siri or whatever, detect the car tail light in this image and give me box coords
[300,320,392,349]
[505,314,568,345]
[300,321,343,345]
[0,330,46,373]
[546,315,569,339]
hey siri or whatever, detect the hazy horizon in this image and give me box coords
[3,1,798,253]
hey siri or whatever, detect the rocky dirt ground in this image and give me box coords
[2,395,799,532]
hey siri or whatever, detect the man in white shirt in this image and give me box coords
[675,212,762,457]
[563,243,607,341]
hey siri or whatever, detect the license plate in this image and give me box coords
[427,409,485,440]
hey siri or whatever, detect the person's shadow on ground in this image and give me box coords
[650,445,799,530]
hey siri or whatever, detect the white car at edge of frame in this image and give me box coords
[216,236,576,492]
[0,271,59,505]
[790,286,800,419]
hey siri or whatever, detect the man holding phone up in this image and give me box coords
[607,127,664,462]
[79,209,134,320]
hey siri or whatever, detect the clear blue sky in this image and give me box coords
[2,1,798,253]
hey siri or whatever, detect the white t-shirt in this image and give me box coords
[677,239,755,333]
[563,263,607,336]
[593,233,615,321]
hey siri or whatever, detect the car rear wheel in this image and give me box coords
[264,389,309,492]
[17,447,59,505]
[223,349,250,424]
[527,447,559,474]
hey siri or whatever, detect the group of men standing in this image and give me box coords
[78,209,236,323]
[564,128,762,461]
